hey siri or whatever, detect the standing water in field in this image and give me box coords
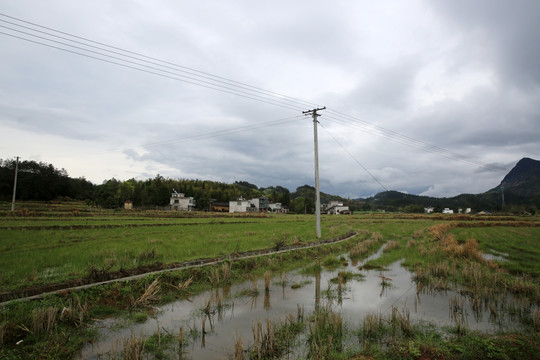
[78,244,533,359]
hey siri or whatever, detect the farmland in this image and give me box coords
[1,201,540,359]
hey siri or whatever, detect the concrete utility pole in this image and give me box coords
[11,156,19,212]
[303,107,326,238]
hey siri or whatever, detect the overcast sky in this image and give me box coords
[1,0,539,199]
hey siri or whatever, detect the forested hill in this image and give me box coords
[489,157,540,198]
[0,159,94,202]
[0,159,298,210]
[360,157,540,213]
[1,157,539,213]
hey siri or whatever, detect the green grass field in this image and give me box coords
[2,201,540,359]
[0,202,362,293]
[2,201,539,294]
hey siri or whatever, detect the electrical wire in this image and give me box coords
[0,12,505,177]
[319,122,389,193]
[324,109,505,173]
[0,28,305,112]
[0,12,322,110]
[108,115,303,154]
[0,13,318,113]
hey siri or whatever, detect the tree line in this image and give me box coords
[0,159,295,210]
[4,159,533,213]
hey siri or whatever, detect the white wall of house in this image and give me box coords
[268,203,282,212]
[326,205,349,214]
[229,198,250,213]
[170,192,196,211]
[442,208,454,214]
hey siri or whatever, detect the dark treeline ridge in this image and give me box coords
[0,159,94,202]
[0,159,307,210]
[1,159,538,214]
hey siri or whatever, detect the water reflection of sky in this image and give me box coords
[79,247,530,359]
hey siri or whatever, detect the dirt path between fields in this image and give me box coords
[0,231,358,305]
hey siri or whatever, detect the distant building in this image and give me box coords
[124,200,133,210]
[424,206,434,214]
[210,201,229,212]
[322,201,350,215]
[268,202,288,213]
[442,208,454,214]
[465,208,472,214]
[249,196,269,212]
[229,197,287,213]
[170,190,196,211]
[229,197,252,213]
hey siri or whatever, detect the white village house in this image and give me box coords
[229,196,286,213]
[169,190,196,211]
[322,201,350,215]
[229,197,252,213]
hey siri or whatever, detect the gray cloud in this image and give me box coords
[1,1,539,199]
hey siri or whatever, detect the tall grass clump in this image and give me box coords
[440,235,483,262]
[264,271,271,292]
[32,306,58,335]
[350,232,383,259]
[308,306,343,359]
[383,240,400,252]
[132,278,161,308]
[248,312,305,359]
[123,334,145,360]
[428,222,456,241]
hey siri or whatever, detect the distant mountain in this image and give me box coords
[489,157,540,198]
[358,157,540,213]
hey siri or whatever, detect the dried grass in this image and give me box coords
[383,240,400,252]
[32,306,58,335]
[264,271,271,292]
[428,222,456,240]
[60,295,88,327]
[233,332,244,360]
[134,279,161,307]
[532,309,540,331]
[122,334,144,360]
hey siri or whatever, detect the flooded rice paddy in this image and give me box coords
[78,244,532,359]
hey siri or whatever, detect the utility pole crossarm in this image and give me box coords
[303,107,326,239]
[302,106,326,116]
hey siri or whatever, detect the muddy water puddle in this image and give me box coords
[78,245,530,359]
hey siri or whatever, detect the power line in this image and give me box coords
[324,109,505,173]
[0,13,319,113]
[0,28,305,112]
[0,12,506,185]
[107,115,303,154]
[0,12,322,110]
[319,123,388,193]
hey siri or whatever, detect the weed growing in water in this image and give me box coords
[249,312,306,359]
[264,271,271,292]
[233,332,243,360]
[122,334,145,359]
[308,304,343,358]
[322,256,342,270]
